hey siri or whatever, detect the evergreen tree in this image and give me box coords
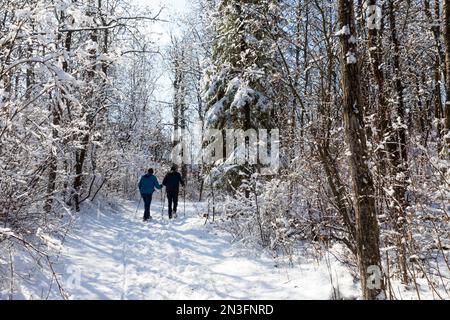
[201,0,283,190]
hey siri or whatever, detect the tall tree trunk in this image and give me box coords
[44,105,60,213]
[367,0,388,146]
[173,52,181,159]
[195,57,205,201]
[387,0,409,284]
[337,0,384,299]
[179,61,187,182]
[45,12,71,213]
[73,5,98,212]
[444,0,450,153]
[424,0,446,148]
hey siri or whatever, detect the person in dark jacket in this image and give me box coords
[138,168,162,221]
[162,165,185,219]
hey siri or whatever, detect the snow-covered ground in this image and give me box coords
[7,198,361,300]
[4,197,445,300]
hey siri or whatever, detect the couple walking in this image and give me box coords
[138,165,184,221]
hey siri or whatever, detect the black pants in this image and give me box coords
[167,190,179,218]
[141,193,153,220]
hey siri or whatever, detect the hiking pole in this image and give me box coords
[183,187,186,217]
[161,189,165,220]
[135,197,141,218]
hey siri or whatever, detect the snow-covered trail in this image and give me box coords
[43,199,358,300]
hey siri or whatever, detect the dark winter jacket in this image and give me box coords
[139,174,162,195]
[162,171,184,192]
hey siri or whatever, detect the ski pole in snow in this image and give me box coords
[135,197,141,218]
[183,186,186,217]
[161,189,165,219]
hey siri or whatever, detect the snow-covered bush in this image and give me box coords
[0,0,167,297]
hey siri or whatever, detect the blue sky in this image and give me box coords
[133,0,188,45]
[129,0,189,107]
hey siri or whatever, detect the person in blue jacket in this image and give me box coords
[138,168,162,221]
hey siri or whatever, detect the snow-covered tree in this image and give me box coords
[201,0,283,190]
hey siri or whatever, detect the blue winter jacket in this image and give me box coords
[138,174,162,195]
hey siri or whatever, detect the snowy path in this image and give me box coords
[41,199,357,300]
